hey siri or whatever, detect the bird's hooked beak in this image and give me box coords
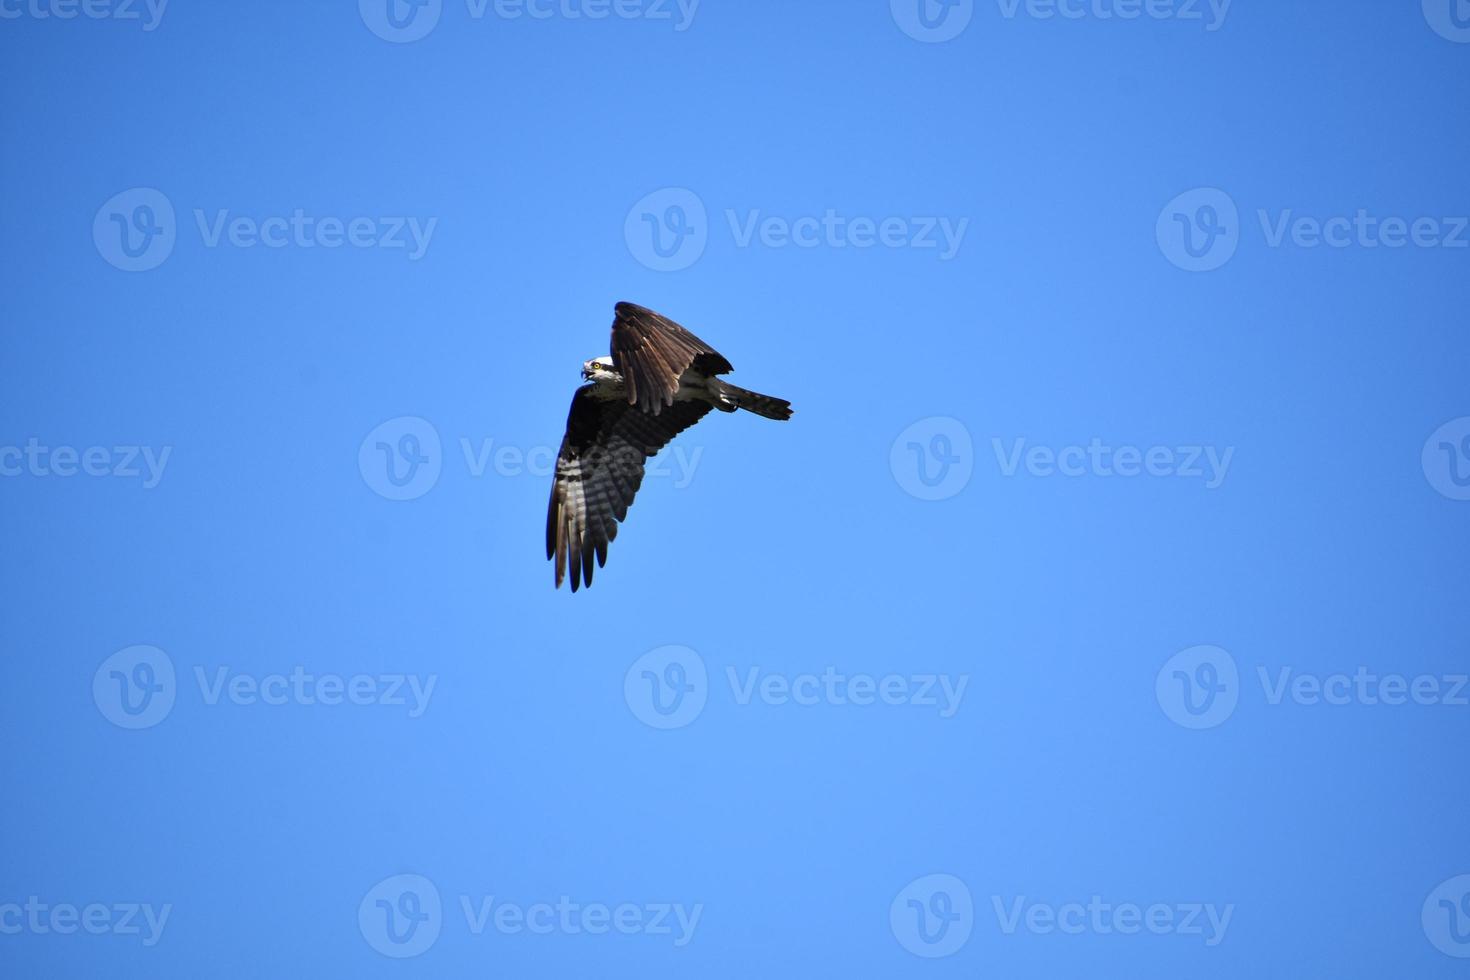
[581,364,594,381]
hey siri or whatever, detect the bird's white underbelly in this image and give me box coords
[676,372,723,406]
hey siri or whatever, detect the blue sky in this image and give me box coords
[2,1,1469,976]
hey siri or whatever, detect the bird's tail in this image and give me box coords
[713,381,793,421]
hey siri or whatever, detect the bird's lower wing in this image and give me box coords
[610,302,733,415]
[546,389,713,591]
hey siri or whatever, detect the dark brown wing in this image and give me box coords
[610,302,734,416]
[546,387,713,591]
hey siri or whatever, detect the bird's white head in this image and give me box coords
[582,356,616,382]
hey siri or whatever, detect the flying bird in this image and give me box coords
[546,302,793,591]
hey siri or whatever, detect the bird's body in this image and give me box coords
[581,356,782,417]
[546,302,792,591]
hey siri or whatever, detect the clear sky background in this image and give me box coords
[3,1,1470,976]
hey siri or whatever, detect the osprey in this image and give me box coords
[546,302,793,591]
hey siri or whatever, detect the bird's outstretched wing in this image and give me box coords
[546,387,713,591]
[610,302,734,415]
